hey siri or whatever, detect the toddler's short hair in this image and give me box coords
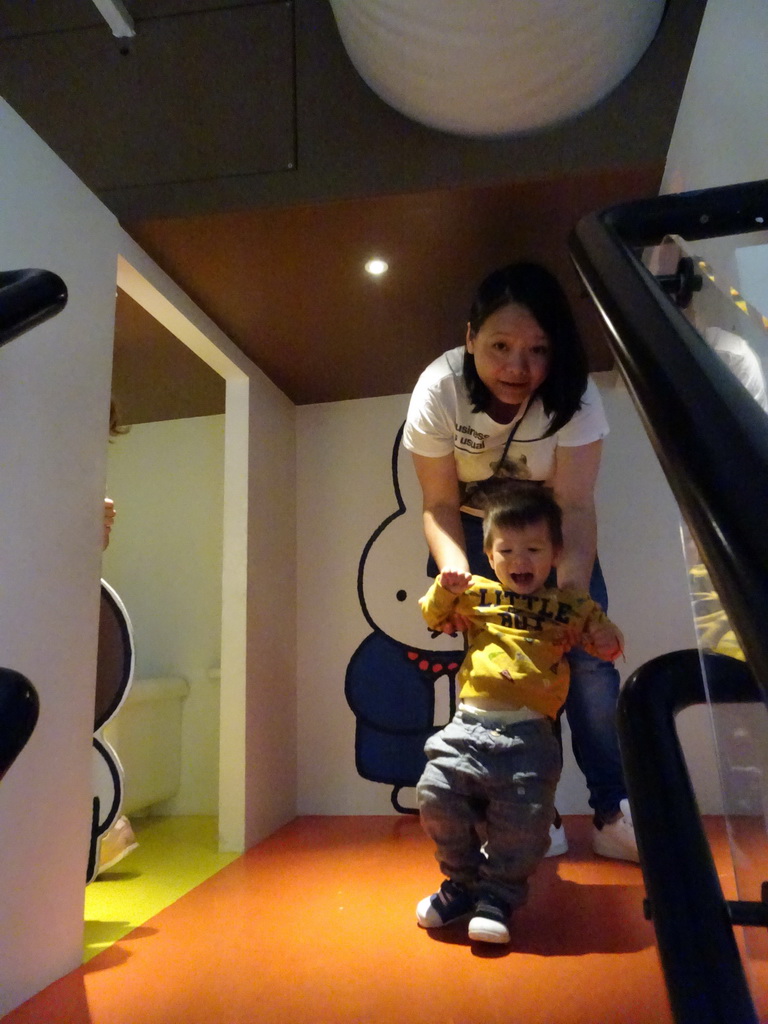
[481,481,564,551]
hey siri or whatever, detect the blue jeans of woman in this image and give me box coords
[429,511,627,822]
[417,711,561,909]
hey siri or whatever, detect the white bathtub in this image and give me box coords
[102,675,189,815]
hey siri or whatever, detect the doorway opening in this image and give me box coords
[83,251,250,960]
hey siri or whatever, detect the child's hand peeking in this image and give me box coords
[589,623,625,662]
[437,569,473,595]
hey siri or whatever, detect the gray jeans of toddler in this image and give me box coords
[417,711,561,910]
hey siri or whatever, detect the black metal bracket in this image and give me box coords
[644,898,768,928]
[727,880,768,927]
[655,256,703,308]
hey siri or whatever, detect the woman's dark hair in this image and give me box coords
[463,262,589,436]
[482,481,563,551]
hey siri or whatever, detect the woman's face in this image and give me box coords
[466,302,551,410]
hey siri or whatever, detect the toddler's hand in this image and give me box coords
[429,569,472,634]
[437,569,472,595]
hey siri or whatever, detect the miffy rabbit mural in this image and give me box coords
[88,580,135,881]
[345,425,464,813]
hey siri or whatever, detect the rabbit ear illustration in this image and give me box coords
[87,581,135,882]
[94,580,135,732]
[357,425,464,650]
[89,737,125,881]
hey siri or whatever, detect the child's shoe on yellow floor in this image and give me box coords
[97,815,139,875]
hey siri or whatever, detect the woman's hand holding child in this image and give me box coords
[589,623,625,662]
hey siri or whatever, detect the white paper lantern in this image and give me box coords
[329,0,666,137]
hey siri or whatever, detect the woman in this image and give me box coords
[403,262,638,862]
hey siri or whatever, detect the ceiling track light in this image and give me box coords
[90,0,136,39]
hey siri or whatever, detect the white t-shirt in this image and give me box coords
[704,326,768,411]
[403,347,608,505]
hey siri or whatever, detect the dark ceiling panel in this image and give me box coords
[0,3,295,190]
[0,0,102,38]
[0,0,279,39]
[112,288,225,425]
[130,0,277,16]
[97,0,705,222]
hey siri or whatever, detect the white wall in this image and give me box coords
[662,0,768,196]
[0,99,118,1014]
[662,0,768,337]
[0,104,297,1015]
[297,395,414,814]
[296,380,700,816]
[102,415,225,816]
[243,368,298,846]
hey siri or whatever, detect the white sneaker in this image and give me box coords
[545,816,568,858]
[468,894,511,944]
[416,879,474,928]
[592,798,640,863]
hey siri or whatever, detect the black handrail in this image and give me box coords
[0,268,68,348]
[619,650,761,1024]
[570,179,768,702]
[569,179,768,1024]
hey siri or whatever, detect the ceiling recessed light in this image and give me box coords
[365,258,389,276]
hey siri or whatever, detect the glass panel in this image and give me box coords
[661,230,768,413]
[645,230,768,998]
[680,522,768,998]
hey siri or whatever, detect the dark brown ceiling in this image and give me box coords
[125,165,666,405]
[112,288,226,426]
[0,0,707,420]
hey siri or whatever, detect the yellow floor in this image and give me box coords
[83,815,238,963]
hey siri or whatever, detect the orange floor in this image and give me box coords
[4,815,767,1024]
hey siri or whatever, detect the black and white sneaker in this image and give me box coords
[468,892,511,944]
[416,879,474,929]
[545,809,568,857]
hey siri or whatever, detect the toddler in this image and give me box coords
[416,483,623,943]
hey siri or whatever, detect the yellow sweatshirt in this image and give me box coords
[419,575,617,720]
[689,563,745,661]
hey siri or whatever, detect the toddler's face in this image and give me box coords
[486,521,558,595]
